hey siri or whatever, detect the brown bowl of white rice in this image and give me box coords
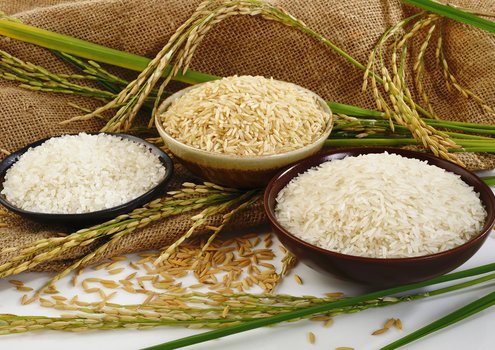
[155,75,333,189]
[0,133,173,226]
[264,147,495,286]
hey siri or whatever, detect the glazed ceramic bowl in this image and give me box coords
[264,147,495,286]
[154,82,333,189]
[0,133,174,226]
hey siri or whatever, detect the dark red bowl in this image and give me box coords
[264,147,495,287]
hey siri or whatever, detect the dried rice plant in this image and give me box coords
[435,22,495,115]
[2,265,495,338]
[2,2,495,161]
[0,183,250,279]
[65,0,379,132]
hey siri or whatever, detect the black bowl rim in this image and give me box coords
[264,147,495,263]
[0,132,174,221]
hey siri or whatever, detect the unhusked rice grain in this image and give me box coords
[160,75,331,156]
[1,133,166,214]
[274,153,486,258]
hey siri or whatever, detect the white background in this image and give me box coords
[0,174,494,350]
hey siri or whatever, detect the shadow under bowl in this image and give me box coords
[0,133,174,227]
[154,82,333,189]
[264,147,495,287]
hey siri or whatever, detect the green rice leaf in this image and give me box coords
[401,0,495,33]
[380,290,495,350]
[0,20,217,84]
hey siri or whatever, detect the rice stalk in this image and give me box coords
[268,247,298,293]
[2,3,494,160]
[0,183,243,279]
[0,49,116,100]
[381,290,495,350]
[0,10,20,23]
[33,189,260,297]
[363,13,463,165]
[140,264,495,349]
[436,24,495,115]
[68,0,437,133]
[62,0,231,130]
[191,193,262,269]
[413,21,437,117]
[154,189,261,265]
[332,116,494,141]
[3,269,495,336]
[400,0,495,33]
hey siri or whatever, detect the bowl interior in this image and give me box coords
[154,82,333,164]
[264,147,495,285]
[0,133,174,227]
[154,81,333,188]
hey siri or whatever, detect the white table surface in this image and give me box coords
[1,172,494,350]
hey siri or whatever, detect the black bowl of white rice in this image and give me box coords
[0,133,173,226]
[264,147,495,286]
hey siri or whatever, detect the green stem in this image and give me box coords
[380,290,495,350]
[329,102,385,118]
[0,7,430,120]
[452,147,495,153]
[426,122,495,135]
[325,138,417,147]
[3,16,495,135]
[481,176,495,187]
[401,0,495,33]
[142,263,495,350]
[325,137,495,150]
[0,20,217,85]
[445,132,493,140]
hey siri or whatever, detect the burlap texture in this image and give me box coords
[0,0,494,271]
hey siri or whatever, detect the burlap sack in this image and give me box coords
[0,0,494,271]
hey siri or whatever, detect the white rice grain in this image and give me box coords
[1,133,166,214]
[274,153,486,258]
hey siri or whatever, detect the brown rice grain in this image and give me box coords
[110,256,127,261]
[395,318,403,330]
[294,274,303,285]
[384,318,396,329]
[308,331,316,344]
[8,280,24,286]
[93,262,110,270]
[372,327,389,335]
[324,318,334,328]
[16,286,33,292]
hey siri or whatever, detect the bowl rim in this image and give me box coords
[264,147,495,263]
[0,132,174,220]
[154,80,333,162]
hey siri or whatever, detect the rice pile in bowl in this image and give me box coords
[1,133,166,214]
[274,153,487,258]
[159,75,331,156]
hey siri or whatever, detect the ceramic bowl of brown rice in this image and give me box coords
[155,76,333,189]
[264,147,495,286]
